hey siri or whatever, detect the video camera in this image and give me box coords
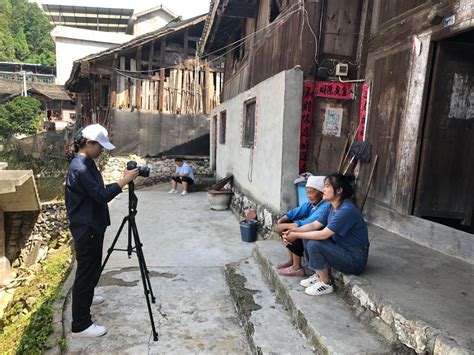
[127,160,150,177]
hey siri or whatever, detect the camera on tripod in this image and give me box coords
[127,160,150,177]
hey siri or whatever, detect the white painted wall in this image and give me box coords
[211,69,303,212]
[51,26,133,85]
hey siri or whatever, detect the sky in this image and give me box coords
[31,0,211,19]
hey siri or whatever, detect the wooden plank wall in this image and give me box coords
[222,0,320,101]
[113,58,221,115]
[358,0,470,214]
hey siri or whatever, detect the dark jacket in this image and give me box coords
[65,153,122,239]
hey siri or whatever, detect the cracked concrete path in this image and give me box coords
[64,185,253,354]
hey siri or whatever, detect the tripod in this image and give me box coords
[101,181,158,341]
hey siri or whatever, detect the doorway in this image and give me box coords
[413,30,474,233]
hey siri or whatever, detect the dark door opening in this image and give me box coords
[413,31,474,234]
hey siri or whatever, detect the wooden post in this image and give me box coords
[130,59,137,108]
[136,47,142,110]
[110,55,118,109]
[159,68,165,112]
[204,60,211,114]
[148,40,155,74]
[118,56,126,107]
[183,29,189,57]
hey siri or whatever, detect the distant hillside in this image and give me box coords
[0,0,55,66]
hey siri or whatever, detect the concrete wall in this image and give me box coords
[51,26,133,85]
[133,13,173,36]
[111,110,210,157]
[211,69,303,212]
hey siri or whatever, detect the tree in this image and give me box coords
[0,96,43,139]
[0,0,16,62]
[0,0,55,66]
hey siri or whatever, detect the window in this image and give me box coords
[219,111,226,145]
[242,99,256,148]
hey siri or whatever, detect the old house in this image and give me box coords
[0,62,73,122]
[200,0,364,213]
[200,1,473,352]
[66,15,222,156]
[201,0,473,259]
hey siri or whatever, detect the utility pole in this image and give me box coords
[20,70,27,97]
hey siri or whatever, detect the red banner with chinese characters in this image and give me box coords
[316,81,352,100]
[357,83,370,141]
[299,81,315,173]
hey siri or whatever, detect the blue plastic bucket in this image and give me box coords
[239,220,258,243]
[297,182,309,207]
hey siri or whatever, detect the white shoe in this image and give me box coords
[168,189,178,194]
[300,274,320,288]
[181,190,188,196]
[305,281,334,296]
[92,295,105,305]
[71,323,107,338]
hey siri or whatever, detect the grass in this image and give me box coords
[0,243,73,355]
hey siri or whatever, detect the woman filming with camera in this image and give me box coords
[65,123,139,337]
[283,173,370,296]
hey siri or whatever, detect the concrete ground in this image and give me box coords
[64,184,253,354]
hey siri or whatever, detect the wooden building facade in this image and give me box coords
[66,15,222,127]
[201,0,473,250]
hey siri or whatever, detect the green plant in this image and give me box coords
[0,96,42,139]
[0,244,73,354]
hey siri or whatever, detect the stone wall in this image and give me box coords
[230,187,278,240]
[102,155,212,187]
[5,204,69,268]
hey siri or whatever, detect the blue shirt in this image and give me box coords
[176,162,194,181]
[65,153,122,239]
[317,200,369,248]
[284,200,329,227]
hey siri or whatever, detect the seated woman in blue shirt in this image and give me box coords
[283,174,369,296]
[275,176,329,276]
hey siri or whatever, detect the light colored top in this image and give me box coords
[176,162,194,181]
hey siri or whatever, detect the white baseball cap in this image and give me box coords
[306,176,325,193]
[81,124,116,150]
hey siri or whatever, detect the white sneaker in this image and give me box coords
[305,281,334,296]
[181,190,188,196]
[92,295,105,305]
[168,189,178,194]
[71,323,107,338]
[300,274,320,288]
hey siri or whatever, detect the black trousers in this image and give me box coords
[71,230,104,332]
[172,176,194,184]
[286,238,304,257]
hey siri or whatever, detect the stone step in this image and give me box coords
[225,258,314,354]
[252,241,393,354]
[331,224,473,354]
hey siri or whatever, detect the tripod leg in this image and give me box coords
[131,222,159,341]
[101,216,128,272]
[131,223,156,303]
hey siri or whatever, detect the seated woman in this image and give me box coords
[275,176,329,276]
[283,174,369,296]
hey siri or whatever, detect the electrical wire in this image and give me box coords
[113,4,303,77]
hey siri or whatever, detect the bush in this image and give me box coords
[0,96,43,139]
